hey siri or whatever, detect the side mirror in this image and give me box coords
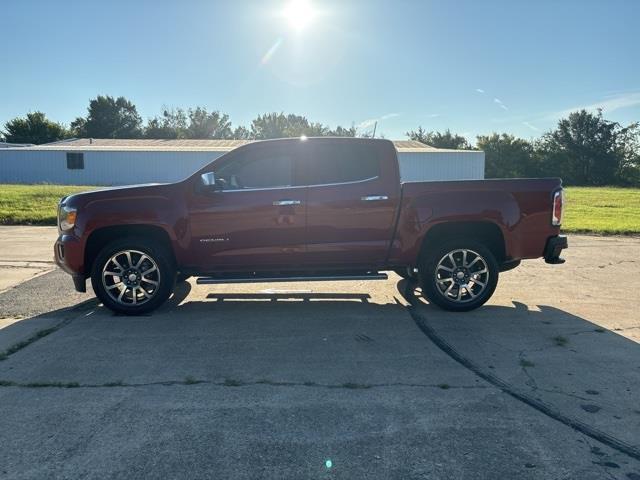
[199,172,222,192]
[201,172,216,187]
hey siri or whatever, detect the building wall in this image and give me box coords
[0,149,485,185]
[0,150,223,185]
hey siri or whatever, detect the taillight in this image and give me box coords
[552,189,564,226]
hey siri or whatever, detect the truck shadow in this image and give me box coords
[205,292,371,302]
[1,274,638,459]
[396,278,640,449]
[1,279,638,428]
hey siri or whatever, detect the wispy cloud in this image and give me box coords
[494,98,509,111]
[522,121,540,132]
[552,92,640,119]
[357,113,400,130]
[476,88,509,111]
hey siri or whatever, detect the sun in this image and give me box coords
[282,0,317,31]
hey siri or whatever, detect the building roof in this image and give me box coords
[0,138,479,153]
[0,142,34,148]
[29,138,252,152]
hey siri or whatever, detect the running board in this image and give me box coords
[196,272,388,285]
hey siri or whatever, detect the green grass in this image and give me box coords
[0,184,96,225]
[563,187,640,235]
[0,184,638,234]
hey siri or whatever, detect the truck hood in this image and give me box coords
[61,183,173,208]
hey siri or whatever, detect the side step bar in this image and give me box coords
[196,272,388,285]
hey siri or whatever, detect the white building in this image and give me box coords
[0,142,33,148]
[0,138,484,186]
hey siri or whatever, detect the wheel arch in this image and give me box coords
[84,224,176,276]
[418,221,506,264]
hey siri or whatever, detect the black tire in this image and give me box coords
[91,236,175,315]
[176,273,191,283]
[394,267,417,280]
[418,239,499,312]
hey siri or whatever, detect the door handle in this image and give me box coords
[273,199,302,206]
[361,195,389,201]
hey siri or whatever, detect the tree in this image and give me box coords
[250,112,314,139]
[185,107,233,139]
[538,109,639,185]
[69,117,87,138]
[248,112,356,139]
[476,133,538,178]
[73,95,143,138]
[406,127,473,149]
[144,108,188,139]
[616,124,640,185]
[328,125,357,137]
[2,111,68,144]
[232,125,251,140]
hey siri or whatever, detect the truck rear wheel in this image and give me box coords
[90,237,175,315]
[418,239,498,312]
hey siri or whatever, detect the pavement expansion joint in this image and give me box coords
[400,281,640,463]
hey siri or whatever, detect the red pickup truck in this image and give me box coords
[55,137,567,315]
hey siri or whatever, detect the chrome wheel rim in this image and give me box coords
[102,250,161,306]
[434,249,489,303]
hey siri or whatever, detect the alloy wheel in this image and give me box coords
[101,250,161,306]
[434,248,489,303]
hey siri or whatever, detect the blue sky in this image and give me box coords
[1,0,639,141]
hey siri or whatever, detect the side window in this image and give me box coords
[216,146,295,190]
[305,143,379,186]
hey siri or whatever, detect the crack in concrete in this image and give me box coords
[534,387,599,404]
[580,434,620,480]
[0,378,493,390]
[401,283,640,462]
[0,301,97,361]
[612,326,640,332]
[518,351,539,391]
[0,323,67,361]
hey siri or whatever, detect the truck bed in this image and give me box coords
[389,178,563,264]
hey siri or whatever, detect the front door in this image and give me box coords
[188,141,306,271]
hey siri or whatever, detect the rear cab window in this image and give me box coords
[302,141,381,186]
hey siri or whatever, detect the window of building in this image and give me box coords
[66,152,84,170]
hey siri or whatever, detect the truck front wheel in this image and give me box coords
[418,240,498,312]
[90,237,175,315]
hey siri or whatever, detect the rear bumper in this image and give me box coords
[543,235,568,264]
[54,234,87,292]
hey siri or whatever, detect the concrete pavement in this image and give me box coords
[0,228,639,478]
[0,226,58,294]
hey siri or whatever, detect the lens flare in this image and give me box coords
[283,0,317,31]
[261,37,284,64]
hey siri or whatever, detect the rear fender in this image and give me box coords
[388,189,519,264]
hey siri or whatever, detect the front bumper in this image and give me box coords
[54,234,87,292]
[543,235,568,264]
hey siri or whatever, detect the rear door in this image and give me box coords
[188,141,307,271]
[302,139,400,267]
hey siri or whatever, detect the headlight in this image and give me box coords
[58,205,77,231]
